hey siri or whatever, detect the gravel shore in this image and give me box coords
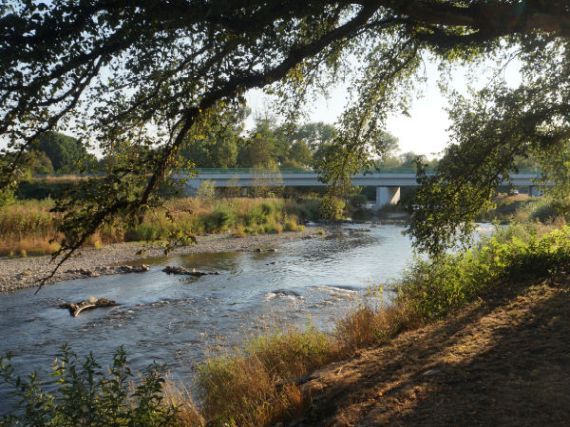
[0,229,321,293]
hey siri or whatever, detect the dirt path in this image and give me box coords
[0,229,321,293]
[293,278,570,426]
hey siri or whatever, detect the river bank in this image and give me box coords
[291,275,570,426]
[0,228,321,293]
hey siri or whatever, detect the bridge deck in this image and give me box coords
[182,169,543,188]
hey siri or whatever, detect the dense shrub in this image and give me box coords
[201,206,236,233]
[319,196,345,221]
[398,224,570,321]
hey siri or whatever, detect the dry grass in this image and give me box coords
[192,303,425,427]
[163,381,205,427]
[335,303,421,353]
[198,355,303,427]
[0,197,314,257]
[195,328,337,426]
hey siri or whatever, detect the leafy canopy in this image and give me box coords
[1,0,570,262]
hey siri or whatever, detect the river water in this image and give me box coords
[0,223,416,413]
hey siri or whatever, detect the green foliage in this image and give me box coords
[238,118,278,169]
[0,346,177,427]
[319,196,346,221]
[399,225,570,321]
[27,151,55,175]
[37,132,97,174]
[181,105,246,169]
[196,180,216,200]
[201,206,237,233]
[283,141,312,169]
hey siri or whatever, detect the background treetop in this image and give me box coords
[2,0,570,261]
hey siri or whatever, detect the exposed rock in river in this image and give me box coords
[64,264,150,278]
[162,266,220,276]
[63,268,100,277]
[59,297,117,317]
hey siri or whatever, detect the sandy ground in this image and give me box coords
[0,229,320,293]
[291,276,570,426]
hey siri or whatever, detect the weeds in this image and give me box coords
[196,327,335,426]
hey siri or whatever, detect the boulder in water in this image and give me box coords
[116,264,150,273]
[59,297,117,317]
[162,266,220,277]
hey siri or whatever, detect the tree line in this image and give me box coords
[24,118,439,176]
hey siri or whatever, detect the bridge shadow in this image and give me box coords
[293,277,570,426]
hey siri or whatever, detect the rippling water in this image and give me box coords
[0,223,415,413]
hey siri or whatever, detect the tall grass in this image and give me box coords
[0,198,311,257]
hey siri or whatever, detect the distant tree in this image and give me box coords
[399,151,419,169]
[37,132,96,174]
[292,122,337,151]
[238,118,277,168]
[284,140,313,168]
[27,151,55,176]
[181,106,246,168]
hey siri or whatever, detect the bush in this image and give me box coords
[283,216,304,232]
[529,198,569,223]
[398,224,570,321]
[196,180,216,200]
[0,346,180,426]
[319,196,345,221]
[348,194,368,209]
[201,207,236,233]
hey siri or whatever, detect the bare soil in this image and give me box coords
[292,277,570,426]
[0,229,320,293]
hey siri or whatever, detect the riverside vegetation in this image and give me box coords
[0,197,321,257]
[2,203,569,425]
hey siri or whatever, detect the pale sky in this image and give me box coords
[246,55,522,158]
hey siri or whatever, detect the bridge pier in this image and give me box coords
[376,186,400,208]
[528,185,543,197]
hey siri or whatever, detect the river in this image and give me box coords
[0,223,416,413]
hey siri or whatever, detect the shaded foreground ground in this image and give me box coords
[291,277,570,426]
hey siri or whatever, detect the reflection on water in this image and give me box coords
[0,224,414,413]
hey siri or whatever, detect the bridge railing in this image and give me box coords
[183,167,541,177]
[192,167,424,174]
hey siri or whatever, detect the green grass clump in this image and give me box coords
[283,215,304,232]
[201,206,237,233]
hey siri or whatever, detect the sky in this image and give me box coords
[246,55,521,158]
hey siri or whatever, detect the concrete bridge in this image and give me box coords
[183,168,545,208]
